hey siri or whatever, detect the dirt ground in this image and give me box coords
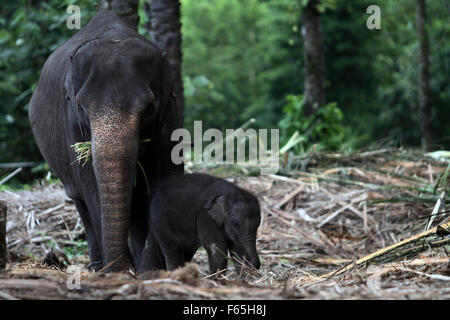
[0,149,449,299]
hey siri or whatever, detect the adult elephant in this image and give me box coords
[29,10,183,271]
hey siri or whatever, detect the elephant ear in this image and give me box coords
[204,195,227,228]
[149,54,184,187]
[64,64,90,141]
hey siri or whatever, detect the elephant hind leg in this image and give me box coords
[138,232,166,273]
[183,250,197,264]
[160,243,185,271]
[72,199,103,271]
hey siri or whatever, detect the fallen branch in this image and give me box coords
[0,168,22,186]
[36,203,65,218]
[425,190,446,231]
[396,267,450,282]
[320,221,450,279]
[273,186,304,209]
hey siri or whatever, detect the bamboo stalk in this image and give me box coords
[273,185,303,209]
[425,190,446,231]
[296,171,433,193]
[320,221,450,279]
[0,168,22,186]
[270,210,338,254]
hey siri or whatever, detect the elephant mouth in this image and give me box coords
[71,139,151,195]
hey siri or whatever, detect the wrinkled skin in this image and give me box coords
[29,11,183,272]
[138,173,261,275]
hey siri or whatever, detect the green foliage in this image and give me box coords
[62,240,88,260]
[301,0,337,13]
[278,94,345,152]
[138,0,149,36]
[320,0,450,149]
[71,141,92,166]
[0,0,449,175]
[183,75,227,131]
[0,170,59,191]
[321,0,382,147]
[0,0,96,163]
[0,182,30,192]
[181,0,302,132]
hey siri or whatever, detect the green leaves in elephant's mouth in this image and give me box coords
[71,141,92,166]
[70,140,151,194]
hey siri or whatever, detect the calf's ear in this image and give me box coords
[204,195,227,227]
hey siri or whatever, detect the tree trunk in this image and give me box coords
[301,0,325,116]
[145,0,184,126]
[416,0,432,151]
[100,0,139,31]
[0,201,6,269]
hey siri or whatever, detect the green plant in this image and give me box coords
[301,0,337,13]
[0,0,97,164]
[278,94,345,152]
[27,250,35,259]
[62,240,88,260]
[70,140,151,194]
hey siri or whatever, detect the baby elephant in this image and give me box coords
[138,173,261,275]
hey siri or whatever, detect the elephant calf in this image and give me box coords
[138,173,261,275]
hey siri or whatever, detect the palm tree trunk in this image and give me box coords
[301,0,325,116]
[100,0,139,31]
[416,0,432,151]
[145,0,184,125]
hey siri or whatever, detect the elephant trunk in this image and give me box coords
[232,236,260,271]
[91,112,140,271]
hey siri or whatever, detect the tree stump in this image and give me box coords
[0,200,6,269]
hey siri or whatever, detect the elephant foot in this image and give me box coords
[102,255,134,273]
[86,260,103,272]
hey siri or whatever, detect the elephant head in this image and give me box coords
[64,37,182,270]
[205,187,261,273]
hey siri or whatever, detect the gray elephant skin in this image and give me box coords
[138,173,261,274]
[28,10,183,271]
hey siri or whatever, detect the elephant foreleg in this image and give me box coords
[206,242,228,275]
[72,199,103,271]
